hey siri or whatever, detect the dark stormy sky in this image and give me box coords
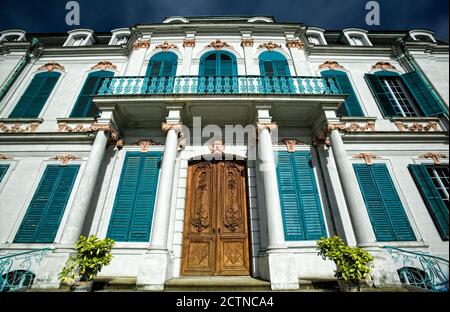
[0,0,448,40]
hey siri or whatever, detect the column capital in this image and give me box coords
[256,122,278,133]
[312,122,345,147]
[161,122,183,133]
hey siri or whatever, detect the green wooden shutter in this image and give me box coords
[107,152,161,242]
[401,71,445,117]
[276,151,327,241]
[321,70,364,117]
[14,165,80,243]
[365,74,398,117]
[70,71,114,118]
[0,165,9,183]
[354,163,416,242]
[9,72,60,118]
[409,165,449,240]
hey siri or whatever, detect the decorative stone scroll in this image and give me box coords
[241,39,254,47]
[0,123,40,133]
[313,122,376,147]
[420,152,448,165]
[57,122,119,142]
[206,40,233,50]
[318,61,346,71]
[133,39,150,50]
[394,121,439,132]
[38,62,65,72]
[50,154,81,166]
[183,39,196,48]
[345,122,376,132]
[0,154,12,160]
[286,39,304,49]
[258,41,281,51]
[162,122,185,149]
[91,61,117,70]
[371,62,397,71]
[155,42,179,52]
[280,139,304,153]
[353,153,378,165]
[256,122,278,133]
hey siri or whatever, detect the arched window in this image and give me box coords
[70,70,114,118]
[9,71,61,118]
[199,51,237,76]
[321,70,364,117]
[259,51,291,77]
[146,52,178,77]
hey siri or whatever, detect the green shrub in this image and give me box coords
[59,235,115,284]
[317,236,373,285]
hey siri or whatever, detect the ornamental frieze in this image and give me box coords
[0,123,40,133]
[241,39,254,47]
[286,39,304,49]
[318,61,346,71]
[280,139,305,152]
[91,61,117,70]
[133,39,150,50]
[258,41,281,51]
[183,39,196,47]
[57,122,119,141]
[132,139,160,152]
[155,42,179,52]
[206,40,233,50]
[353,153,378,165]
[50,154,81,166]
[371,62,397,71]
[38,62,65,72]
[313,122,376,147]
[394,121,439,132]
[420,152,448,165]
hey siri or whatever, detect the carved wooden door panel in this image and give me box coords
[181,160,250,276]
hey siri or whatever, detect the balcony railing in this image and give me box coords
[96,75,342,96]
[384,246,449,292]
[0,248,50,292]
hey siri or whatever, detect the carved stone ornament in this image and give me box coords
[91,61,117,70]
[115,139,124,151]
[133,139,160,153]
[191,162,212,232]
[0,123,40,133]
[353,153,378,165]
[161,122,183,133]
[50,154,81,166]
[286,39,304,49]
[183,39,196,48]
[156,42,179,52]
[241,38,254,47]
[394,121,439,132]
[256,122,278,133]
[206,40,232,50]
[371,62,397,71]
[0,154,12,160]
[38,62,65,72]
[345,122,376,132]
[223,163,244,232]
[209,139,225,156]
[280,139,304,153]
[318,61,346,71]
[258,41,282,51]
[57,122,119,142]
[133,39,150,50]
[421,152,448,165]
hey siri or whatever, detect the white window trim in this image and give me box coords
[306,27,327,45]
[109,28,131,46]
[63,29,94,47]
[343,28,372,47]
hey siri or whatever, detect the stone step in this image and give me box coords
[164,277,272,292]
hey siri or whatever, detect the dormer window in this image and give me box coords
[306,27,327,46]
[63,29,94,47]
[409,30,436,43]
[109,28,131,46]
[0,29,26,43]
[343,28,372,47]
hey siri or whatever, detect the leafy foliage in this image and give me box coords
[59,235,115,284]
[317,236,373,285]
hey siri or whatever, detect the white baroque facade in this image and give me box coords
[0,16,448,291]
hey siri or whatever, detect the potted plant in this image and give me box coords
[59,235,115,292]
[317,236,373,292]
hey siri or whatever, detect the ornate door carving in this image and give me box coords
[182,160,250,276]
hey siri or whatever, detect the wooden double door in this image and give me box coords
[181,160,250,276]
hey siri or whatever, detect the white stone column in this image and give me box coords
[256,107,299,290]
[327,126,377,246]
[59,129,109,246]
[137,107,182,291]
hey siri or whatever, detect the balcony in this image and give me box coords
[97,75,341,96]
[93,75,346,128]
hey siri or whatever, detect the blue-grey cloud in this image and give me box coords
[0,0,448,40]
